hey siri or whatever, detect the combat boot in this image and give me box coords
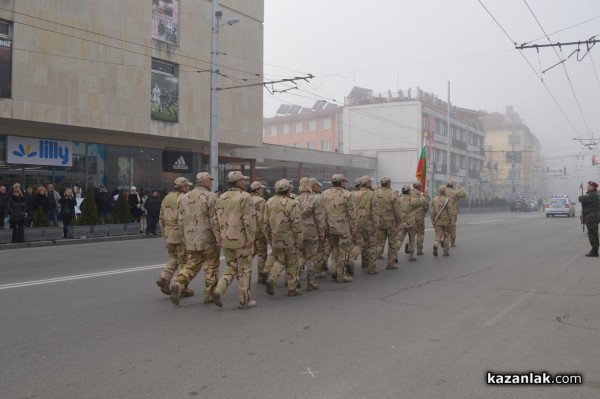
[238,300,257,309]
[336,276,353,283]
[409,255,417,261]
[307,282,320,291]
[346,261,355,275]
[212,290,223,308]
[585,249,599,257]
[416,251,424,256]
[443,253,450,257]
[181,288,194,297]
[170,283,183,306]
[386,264,398,270]
[156,278,171,296]
[405,243,409,254]
[433,245,438,257]
[257,272,267,285]
[367,269,379,275]
[266,279,275,296]
[288,290,302,297]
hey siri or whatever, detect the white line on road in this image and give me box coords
[484,291,535,327]
[467,219,504,225]
[519,214,543,218]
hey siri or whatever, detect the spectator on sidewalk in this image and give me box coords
[24,186,35,227]
[0,185,8,229]
[59,188,77,238]
[144,189,162,235]
[33,186,49,222]
[46,184,61,226]
[128,186,143,222]
[7,187,26,243]
[95,184,113,224]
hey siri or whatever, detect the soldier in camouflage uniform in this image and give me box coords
[322,174,355,283]
[170,172,220,305]
[264,179,304,296]
[156,177,192,297]
[579,181,600,257]
[211,171,258,309]
[375,177,402,268]
[296,177,326,291]
[348,175,379,274]
[397,185,419,262]
[430,186,452,257]
[311,178,330,278]
[250,181,268,284]
[445,180,467,247]
[411,181,430,255]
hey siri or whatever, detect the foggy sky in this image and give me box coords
[262,0,600,197]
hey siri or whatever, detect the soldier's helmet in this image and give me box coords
[275,179,292,193]
[446,180,454,188]
[380,176,391,185]
[361,175,372,186]
[250,181,265,191]
[195,172,214,182]
[173,177,192,189]
[438,186,447,194]
[413,181,422,188]
[299,177,312,192]
[332,174,348,182]
[354,177,362,187]
[228,171,250,182]
[309,177,323,187]
[402,184,411,194]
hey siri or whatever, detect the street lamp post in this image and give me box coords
[209,1,238,192]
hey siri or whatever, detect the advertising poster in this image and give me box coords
[152,0,179,45]
[151,72,179,122]
[0,38,11,98]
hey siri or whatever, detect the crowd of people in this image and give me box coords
[155,172,467,309]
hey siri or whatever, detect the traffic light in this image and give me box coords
[593,155,596,166]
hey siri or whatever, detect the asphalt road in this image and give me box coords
[1,211,599,399]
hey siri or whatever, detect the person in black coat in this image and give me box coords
[95,184,113,224]
[24,186,35,227]
[143,189,162,235]
[32,186,49,222]
[7,187,27,243]
[0,185,8,229]
[128,186,143,222]
[59,188,77,238]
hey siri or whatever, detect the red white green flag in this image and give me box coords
[415,145,427,189]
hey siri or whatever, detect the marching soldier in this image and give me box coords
[322,174,355,283]
[348,175,378,274]
[375,177,402,268]
[311,178,330,278]
[156,177,193,297]
[296,177,326,291]
[397,185,419,261]
[411,181,430,256]
[579,181,600,257]
[430,186,452,257]
[170,172,220,305]
[249,181,268,284]
[211,171,257,309]
[445,180,467,247]
[264,179,304,296]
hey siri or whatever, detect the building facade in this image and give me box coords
[0,0,264,192]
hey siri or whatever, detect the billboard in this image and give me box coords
[162,150,192,173]
[0,38,11,98]
[151,72,179,122]
[7,136,73,167]
[152,0,179,45]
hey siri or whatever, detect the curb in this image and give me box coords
[0,234,161,250]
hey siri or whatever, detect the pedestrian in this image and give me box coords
[431,186,452,257]
[444,180,467,247]
[249,181,268,284]
[95,184,113,224]
[32,186,49,222]
[128,186,143,222]
[156,177,192,297]
[411,181,430,256]
[46,184,61,226]
[170,173,220,305]
[310,178,330,278]
[140,188,148,233]
[24,186,35,227]
[144,189,162,236]
[59,188,77,238]
[211,171,257,309]
[7,187,26,243]
[0,185,8,229]
[375,177,402,269]
[347,175,378,274]
[578,181,600,257]
[321,174,354,283]
[397,185,419,262]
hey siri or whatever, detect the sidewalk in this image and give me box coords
[0,233,160,250]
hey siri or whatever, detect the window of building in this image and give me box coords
[0,20,9,36]
[321,140,330,151]
[282,124,289,135]
[508,135,521,145]
[151,58,179,122]
[307,141,316,150]
[322,118,332,129]
[295,122,303,133]
[308,120,317,132]
[270,126,277,137]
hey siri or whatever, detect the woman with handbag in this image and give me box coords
[59,188,77,238]
[7,187,27,243]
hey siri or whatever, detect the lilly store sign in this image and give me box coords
[7,136,72,167]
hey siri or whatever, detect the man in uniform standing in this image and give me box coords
[264,179,304,296]
[311,178,330,278]
[445,180,467,247]
[397,185,419,262]
[375,177,402,268]
[211,171,257,309]
[170,172,220,305]
[579,181,600,257]
[156,177,192,296]
[431,186,452,257]
[411,181,430,255]
[348,175,378,274]
[322,174,355,283]
[249,181,268,284]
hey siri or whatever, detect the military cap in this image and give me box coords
[380,176,391,184]
[195,172,214,182]
[589,181,599,188]
[309,177,323,187]
[402,184,411,193]
[299,177,311,185]
[354,177,362,186]
[275,178,292,193]
[227,171,250,182]
[250,181,266,191]
[438,186,447,194]
[173,177,192,188]
[413,181,422,187]
[332,174,348,182]
[447,180,454,188]
[361,175,373,185]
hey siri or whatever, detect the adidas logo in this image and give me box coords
[172,156,189,170]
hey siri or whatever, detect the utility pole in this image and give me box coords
[511,119,515,196]
[447,81,451,183]
[209,0,221,192]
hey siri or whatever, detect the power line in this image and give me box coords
[520,14,600,46]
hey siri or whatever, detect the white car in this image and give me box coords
[545,196,576,217]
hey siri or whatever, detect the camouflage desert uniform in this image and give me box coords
[251,192,268,282]
[212,187,257,306]
[296,182,326,288]
[174,185,220,302]
[264,193,304,294]
[445,186,467,246]
[430,192,452,256]
[314,188,332,275]
[347,185,378,272]
[411,188,429,255]
[375,186,402,266]
[322,186,355,282]
[397,190,419,261]
[158,191,187,284]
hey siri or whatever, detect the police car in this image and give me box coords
[545,195,576,217]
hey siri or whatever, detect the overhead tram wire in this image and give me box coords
[520,14,600,46]
[476,0,581,139]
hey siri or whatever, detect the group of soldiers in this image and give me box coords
[155,171,467,309]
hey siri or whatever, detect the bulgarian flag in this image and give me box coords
[415,144,427,188]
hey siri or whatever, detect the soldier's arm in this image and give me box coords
[314,197,326,240]
[263,203,272,243]
[242,196,256,246]
[159,201,166,237]
[291,202,303,246]
[211,202,222,247]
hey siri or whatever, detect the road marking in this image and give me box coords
[484,291,534,326]
[467,219,504,225]
[519,214,542,218]
[299,367,319,378]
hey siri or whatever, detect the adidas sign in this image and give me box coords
[172,156,189,171]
